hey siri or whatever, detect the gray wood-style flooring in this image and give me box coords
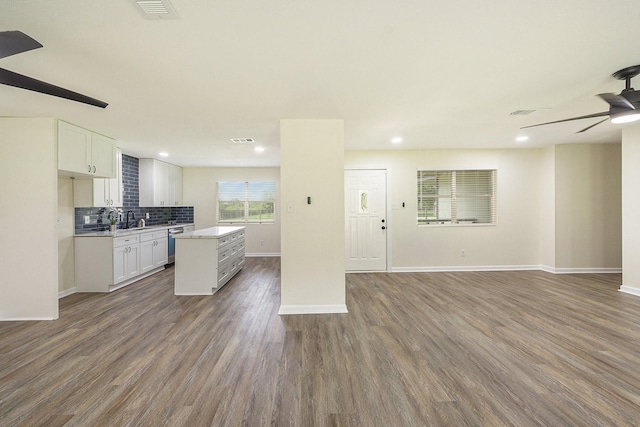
[2,258,640,426]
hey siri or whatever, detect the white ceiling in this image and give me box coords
[1,0,640,167]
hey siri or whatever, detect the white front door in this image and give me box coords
[345,169,387,271]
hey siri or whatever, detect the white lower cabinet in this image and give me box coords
[140,230,168,273]
[113,235,140,284]
[75,229,169,292]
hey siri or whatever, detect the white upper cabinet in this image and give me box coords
[58,120,116,178]
[139,159,183,207]
[168,163,183,206]
[74,150,122,208]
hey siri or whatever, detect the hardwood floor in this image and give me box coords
[2,258,640,426]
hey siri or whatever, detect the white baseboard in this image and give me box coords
[391,265,622,274]
[58,287,76,299]
[278,304,348,315]
[541,266,622,274]
[391,265,540,273]
[620,285,640,297]
[245,252,281,257]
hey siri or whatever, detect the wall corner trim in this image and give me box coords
[278,304,348,315]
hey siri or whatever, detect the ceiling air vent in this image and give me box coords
[509,109,538,116]
[230,138,255,144]
[133,0,179,19]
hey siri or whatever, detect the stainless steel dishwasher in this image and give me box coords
[167,226,184,264]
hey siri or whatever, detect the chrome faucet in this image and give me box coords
[126,210,135,229]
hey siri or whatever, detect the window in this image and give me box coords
[217,181,275,223]
[417,169,496,225]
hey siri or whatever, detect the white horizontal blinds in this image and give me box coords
[454,170,496,224]
[417,171,452,224]
[218,181,245,222]
[417,170,496,225]
[218,181,276,223]
[246,181,275,223]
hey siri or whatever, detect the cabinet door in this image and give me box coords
[109,150,123,206]
[140,240,155,273]
[170,164,183,206]
[155,160,169,206]
[92,179,109,207]
[58,121,92,175]
[153,237,169,266]
[113,246,127,284]
[125,245,140,279]
[91,133,116,178]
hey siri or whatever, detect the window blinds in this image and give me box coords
[217,181,275,223]
[417,170,496,225]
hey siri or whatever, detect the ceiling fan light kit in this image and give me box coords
[610,110,640,124]
[522,64,640,133]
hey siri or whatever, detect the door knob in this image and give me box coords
[382,226,386,230]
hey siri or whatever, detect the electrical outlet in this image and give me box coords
[460,249,465,257]
[287,202,294,213]
[260,240,264,246]
[84,215,90,224]
[145,212,150,219]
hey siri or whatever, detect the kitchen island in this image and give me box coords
[173,226,246,295]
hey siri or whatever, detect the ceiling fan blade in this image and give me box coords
[521,111,609,129]
[576,118,608,133]
[0,31,42,59]
[0,68,108,108]
[598,92,635,110]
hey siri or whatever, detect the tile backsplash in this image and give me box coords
[74,154,194,233]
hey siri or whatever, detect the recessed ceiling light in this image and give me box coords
[254,146,265,153]
[516,136,529,142]
[391,137,402,144]
[159,152,169,157]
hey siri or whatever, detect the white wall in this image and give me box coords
[1,118,59,320]
[555,143,621,271]
[539,146,556,270]
[621,124,640,295]
[58,178,76,293]
[280,119,346,314]
[183,167,281,255]
[345,149,542,270]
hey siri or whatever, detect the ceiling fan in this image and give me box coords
[522,64,640,133]
[0,30,107,108]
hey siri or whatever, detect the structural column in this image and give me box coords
[279,119,347,314]
[621,124,640,296]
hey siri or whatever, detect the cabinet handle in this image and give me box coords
[93,165,96,173]
[88,165,91,173]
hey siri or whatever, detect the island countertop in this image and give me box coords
[173,226,245,239]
